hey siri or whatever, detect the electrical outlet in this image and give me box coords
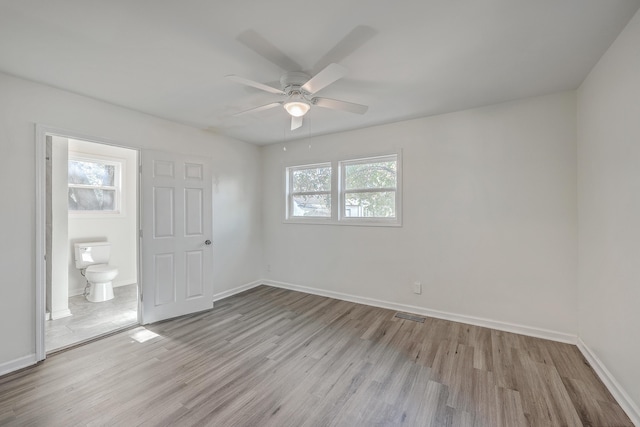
[266,264,271,272]
[413,281,422,294]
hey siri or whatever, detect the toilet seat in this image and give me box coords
[86,264,118,274]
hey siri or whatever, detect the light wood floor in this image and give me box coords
[0,286,632,426]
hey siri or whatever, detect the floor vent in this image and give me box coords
[394,312,426,323]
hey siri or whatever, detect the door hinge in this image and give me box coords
[139,229,143,238]
[140,293,143,302]
[139,165,142,174]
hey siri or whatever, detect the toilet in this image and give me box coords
[74,241,119,302]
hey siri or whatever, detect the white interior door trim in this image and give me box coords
[34,124,141,361]
[34,124,47,361]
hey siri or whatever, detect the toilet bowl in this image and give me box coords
[84,264,119,302]
[74,241,119,303]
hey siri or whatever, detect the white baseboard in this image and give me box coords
[113,279,136,288]
[213,280,263,302]
[69,288,84,297]
[262,279,577,344]
[577,339,640,426]
[0,354,37,377]
[50,308,72,320]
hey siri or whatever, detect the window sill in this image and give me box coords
[283,218,402,227]
[69,211,125,219]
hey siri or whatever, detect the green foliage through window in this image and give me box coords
[345,161,396,190]
[292,166,331,192]
[343,156,398,219]
[288,164,331,217]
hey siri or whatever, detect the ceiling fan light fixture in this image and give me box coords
[283,100,310,117]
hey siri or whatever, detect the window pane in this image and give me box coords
[292,194,331,217]
[69,188,116,211]
[68,160,115,186]
[292,166,331,192]
[345,160,396,190]
[344,191,395,218]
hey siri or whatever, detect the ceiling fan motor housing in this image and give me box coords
[280,71,311,95]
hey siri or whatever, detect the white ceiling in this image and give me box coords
[1,1,638,145]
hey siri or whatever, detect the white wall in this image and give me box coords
[67,139,138,295]
[0,71,262,369]
[577,8,640,416]
[262,91,578,336]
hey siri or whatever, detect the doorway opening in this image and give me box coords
[38,129,140,354]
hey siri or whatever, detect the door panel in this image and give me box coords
[185,250,204,298]
[185,188,203,235]
[141,150,213,324]
[154,253,175,306]
[154,187,175,237]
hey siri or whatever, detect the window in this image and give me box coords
[341,155,398,221]
[285,153,401,226]
[286,163,332,218]
[68,154,122,214]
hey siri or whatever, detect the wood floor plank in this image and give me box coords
[495,386,528,427]
[0,285,633,426]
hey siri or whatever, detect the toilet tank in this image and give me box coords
[74,242,111,269]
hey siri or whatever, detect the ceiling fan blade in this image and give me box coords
[291,115,303,130]
[226,75,285,95]
[301,63,348,95]
[233,102,282,116]
[313,97,368,114]
[236,30,303,71]
[313,26,377,73]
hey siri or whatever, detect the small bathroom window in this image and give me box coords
[68,153,123,214]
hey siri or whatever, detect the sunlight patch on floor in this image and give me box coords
[130,328,161,343]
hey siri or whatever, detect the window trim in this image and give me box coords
[283,151,402,227]
[68,152,124,216]
[285,162,332,221]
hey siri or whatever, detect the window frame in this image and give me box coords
[68,152,124,216]
[285,162,333,221]
[283,152,402,227]
[339,154,401,226]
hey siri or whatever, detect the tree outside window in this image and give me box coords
[287,164,331,218]
[342,157,397,218]
[68,156,121,213]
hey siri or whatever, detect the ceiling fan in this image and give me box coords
[226,63,368,130]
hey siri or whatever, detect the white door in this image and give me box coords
[141,149,214,324]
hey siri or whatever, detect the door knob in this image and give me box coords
[204,239,212,246]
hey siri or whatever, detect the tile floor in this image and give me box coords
[45,283,138,352]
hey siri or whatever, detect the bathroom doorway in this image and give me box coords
[44,133,139,353]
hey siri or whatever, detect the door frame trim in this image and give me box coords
[34,124,141,361]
